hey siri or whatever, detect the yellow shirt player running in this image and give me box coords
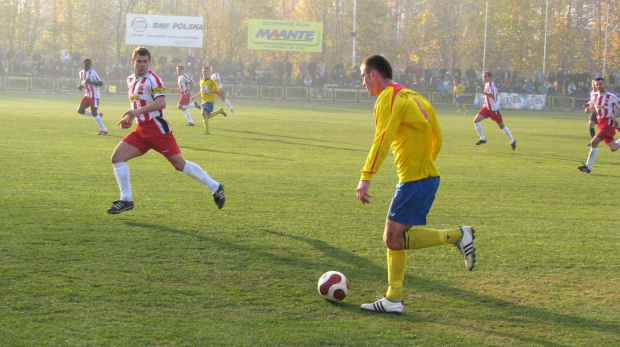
[192,66,227,135]
[356,55,476,314]
[452,79,468,114]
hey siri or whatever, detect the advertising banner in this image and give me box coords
[126,14,203,48]
[474,92,547,110]
[248,19,323,52]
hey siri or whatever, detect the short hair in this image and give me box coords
[177,65,184,70]
[362,55,392,79]
[132,47,151,60]
[595,77,605,82]
[483,71,492,77]
[83,59,92,64]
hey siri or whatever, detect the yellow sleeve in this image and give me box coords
[360,88,401,181]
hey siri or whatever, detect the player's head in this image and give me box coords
[132,47,151,76]
[202,66,210,79]
[360,55,392,96]
[83,59,92,70]
[453,79,459,85]
[176,65,184,75]
[210,66,217,73]
[482,71,492,82]
[594,77,605,92]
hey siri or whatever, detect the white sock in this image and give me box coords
[113,162,132,201]
[183,110,194,124]
[182,104,193,110]
[83,110,92,116]
[586,148,598,169]
[502,126,515,143]
[225,99,233,110]
[94,115,107,131]
[475,122,485,140]
[183,161,219,193]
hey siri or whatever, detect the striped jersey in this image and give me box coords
[483,81,500,111]
[360,84,442,183]
[127,70,167,124]
[79,69,101,98]
[211,72,223,89]
[177,73,192,95]
[589,91,620,128]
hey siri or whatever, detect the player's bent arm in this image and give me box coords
[87,80,104,87]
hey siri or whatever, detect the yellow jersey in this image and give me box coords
[199,78,219,103]
[452,84,466,97]
[361,84,441,183]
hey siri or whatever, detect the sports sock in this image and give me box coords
[590,128,596,138]
[202,116,209,131]
[462,104,468,112]
[94,115,107,131]
[113,162,132,201]
[225,99,233,110]
[183,110,194,124]
[475,122,485,140]
[385,249,406,302]
[83,110,93,116]
[503,126,515,143]
[586,148,597,169]
[182,161,220,193]
[181,104,193,110]
[403,227,461,250]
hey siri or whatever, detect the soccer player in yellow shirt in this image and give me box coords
[452,79,468,114]
[192,66,227,134]
[356,55,476,314]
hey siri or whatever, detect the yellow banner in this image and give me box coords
[248,19,323,52]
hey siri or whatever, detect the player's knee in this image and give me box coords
[383,233,404,250]
[77,108,85,114]
[177,104,183,110]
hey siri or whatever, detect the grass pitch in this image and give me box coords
[0,92,618,346]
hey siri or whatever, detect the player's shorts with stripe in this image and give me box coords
[178,94,192,105]
[454,96,464,104]
[202,102,215,113]
[387,176,440,226]
[80,96,99,108]
[478,107,503,123]
[122,121,180,157]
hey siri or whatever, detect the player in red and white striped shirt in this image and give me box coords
[578,77,620,173]
[473,71,516,150]
[77,59,108,135]
[170,65,199,126]
[106,47,225,214]
[211,66,234,114]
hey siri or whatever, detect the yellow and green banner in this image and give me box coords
[248,19,323,52]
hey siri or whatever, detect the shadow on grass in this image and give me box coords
[125,222,619,345]
[178,145,294,161]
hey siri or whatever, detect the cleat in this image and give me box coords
[186,123,195,126]
[97,130,108,135]
[475,139,486,145]
[511,140,516,150]
[360,298,403,314]
[107,200,134,214]
[577,164,591,174]
[219,108,227,117]
[464,111,468,115]
[586,143,591,146]
[99,113,103,118]
[455,226,476,271]
[212,184,225,209]
[194,102,201,109]
[200,130,210,135]
[456,109,461,114]
[230,106,234,114]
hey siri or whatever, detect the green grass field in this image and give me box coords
[1,92,618,346]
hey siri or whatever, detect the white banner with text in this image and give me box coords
[126,14,203,48]
[474,92,547,110]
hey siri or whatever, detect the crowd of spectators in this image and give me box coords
[1,47,617,96]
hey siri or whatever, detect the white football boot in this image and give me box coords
[455,226,476,271]
[360,298,403,314]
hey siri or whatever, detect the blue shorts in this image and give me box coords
[387,177,440,226]
[202,102,215,113]
[454,96,464,104]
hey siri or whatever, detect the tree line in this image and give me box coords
[1,0,618,78]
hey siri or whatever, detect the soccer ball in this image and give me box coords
[317,271,349,302]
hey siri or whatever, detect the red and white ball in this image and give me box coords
[317,271,350,302]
